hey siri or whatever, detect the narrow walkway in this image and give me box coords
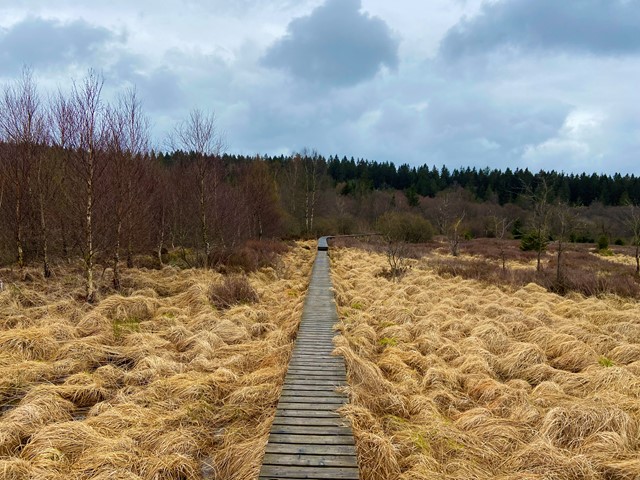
[258,244,359,480]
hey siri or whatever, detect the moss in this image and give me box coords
[378,337,398,347]
[113,317,141,339]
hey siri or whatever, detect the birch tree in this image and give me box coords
[105,88,149,288]
[0,68,46,269]
[69,70,107,302]
[170,109,224,267]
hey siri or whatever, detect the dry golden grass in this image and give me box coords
[331,246,640,480]
[0,242,315,479]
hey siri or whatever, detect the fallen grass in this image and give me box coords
[0,242,315,479]
[331,246,640,480]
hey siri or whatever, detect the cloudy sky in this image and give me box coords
[1,0,639,174]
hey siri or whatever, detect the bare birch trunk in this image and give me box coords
[15,195,24,268]
[113,218,122,290]
[85,158,95,303]
[38,191,51,277]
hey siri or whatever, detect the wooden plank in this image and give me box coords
[272,416,346,427]
[280,390,344,398]
[259,465,359,479]
[284,375,345,381]
[283,380,345,387]
[276,409,341,418]
[270,425,353,435]
[264,443,357,456]
[289,355,344,366]
[267,434,355,445]
[279,396,346,404]
[287,363,343,368]
[291,348,336,352]
[285,370,344,375]
[292,350,335,359]
[285,372,345,377]
[277,402,344,411]
[281,389,345,397]
[286,370,345,376]
[262,453,358,468]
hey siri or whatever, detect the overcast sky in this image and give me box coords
[1,0,639,174]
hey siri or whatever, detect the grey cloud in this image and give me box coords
[262,0,399,87]
[440,0,640,59]
[108,53,185,112]
[0,16,118,73]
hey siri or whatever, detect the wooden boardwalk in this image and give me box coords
[258,242,359,480]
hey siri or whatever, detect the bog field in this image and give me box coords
[2,240,640,480]
[0,244,314,479]
[331,245,640,480]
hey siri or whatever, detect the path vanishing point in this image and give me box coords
[258,237,360,480]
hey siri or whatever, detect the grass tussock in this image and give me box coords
[0,242,315,479]
[208,275,259,310]
[331,246,640,480]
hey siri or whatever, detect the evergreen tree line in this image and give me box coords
[272,155,639,207]
[177,153,640,207]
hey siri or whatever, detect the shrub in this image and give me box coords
[614,238,625,246]
[208,275,259,309]
[428,250,640,299]
[511,218,524,239]
[211,240,288,273]
[597,235,609,251]
[376,211,434,244]
[520,231,548,252]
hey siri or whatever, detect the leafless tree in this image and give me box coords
[490,213,514,272]
[170,109,224,267]
[0,68,46,269]
[49,89,77,263]
[151,162,170,266]
[302,149,323,234]
[553,203,578,290]
[524,178,553,272]
[243,158,281,240]
[68,70,107,302]
[376,212,409,280]
[105,88,150,288]
[435,189,466,256]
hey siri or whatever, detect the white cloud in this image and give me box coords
[522,109,607,171]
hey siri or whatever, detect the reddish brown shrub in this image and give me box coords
[210,240,289,273]
[208,275,259,309]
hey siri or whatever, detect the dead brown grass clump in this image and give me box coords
[208,275,259,310]
[330,246,640,480]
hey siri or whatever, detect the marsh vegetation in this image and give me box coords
[331,244,640,479]
[0,243,314,479]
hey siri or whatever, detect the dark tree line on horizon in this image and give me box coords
[159,152,640,208]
